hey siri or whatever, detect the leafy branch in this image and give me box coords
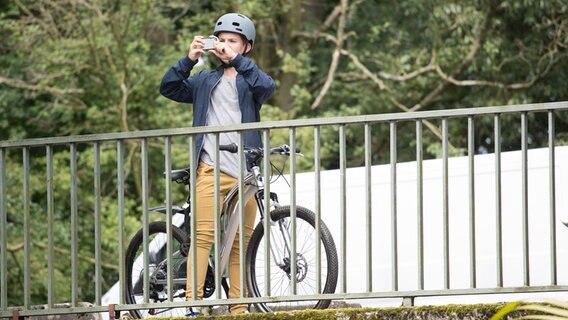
[491,300,568,320]
[7,241,118,271]
[0,76,84,96]
[302,0,568,113]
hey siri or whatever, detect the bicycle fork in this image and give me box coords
[251,166,294,273]
[270,218,293,270]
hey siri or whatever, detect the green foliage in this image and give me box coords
[280,0,568,166]
[491,300,568,320]
[163,304,513,319]
[4,144,141,304]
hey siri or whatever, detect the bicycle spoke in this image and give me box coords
[124,222,189,318]
[247,206,338,312]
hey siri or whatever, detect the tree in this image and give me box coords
[277,0,568,167]
[0,0,188,305]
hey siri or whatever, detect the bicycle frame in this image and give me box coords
[216,163,291,277]
[216,172,257,274]
[147,156,293,285]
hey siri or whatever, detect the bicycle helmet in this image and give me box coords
[213,13,256,45]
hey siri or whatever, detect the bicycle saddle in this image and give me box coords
[167,168,190,184]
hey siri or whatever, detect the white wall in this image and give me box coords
[268,146,568,305]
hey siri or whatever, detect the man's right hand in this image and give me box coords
[188,36,205,62]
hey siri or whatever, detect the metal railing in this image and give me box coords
[1,101,568,318]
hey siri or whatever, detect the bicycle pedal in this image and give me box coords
[185,306,212,317]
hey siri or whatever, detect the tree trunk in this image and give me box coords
[258,0,327,111]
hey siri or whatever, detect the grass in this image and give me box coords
[143,303,520,320]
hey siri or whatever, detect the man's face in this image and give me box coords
[217,32,250,54]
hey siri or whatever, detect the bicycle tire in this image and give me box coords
[246,205,339,312]
[124,221,188,318]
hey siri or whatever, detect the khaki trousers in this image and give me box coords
[186,162,256,314]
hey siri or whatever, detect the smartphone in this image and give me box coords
[203,36,217,51]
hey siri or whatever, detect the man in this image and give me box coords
[160,12,276,316]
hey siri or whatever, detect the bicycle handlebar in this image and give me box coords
[219,143,239,153]
[219,143,301,156]
[168,143,301,184]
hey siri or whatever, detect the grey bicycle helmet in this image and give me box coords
[213,13,256,45]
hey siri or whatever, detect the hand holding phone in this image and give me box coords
[203,36,218,51]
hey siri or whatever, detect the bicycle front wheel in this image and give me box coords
[246,205,338,312]
[124,221,188,318]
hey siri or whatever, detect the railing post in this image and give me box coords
[108,304,120,320]
[390,121,398,291]
[12,309,22,320]
[0,148,6,311]
[402,297,415,307]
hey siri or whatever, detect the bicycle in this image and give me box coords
[124,143,339,318]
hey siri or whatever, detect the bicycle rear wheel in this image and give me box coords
[246,205,338,312]
[124,221,188,318]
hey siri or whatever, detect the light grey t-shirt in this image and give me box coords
[200,75,241,178]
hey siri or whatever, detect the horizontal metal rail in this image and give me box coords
[0,101,566,148]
